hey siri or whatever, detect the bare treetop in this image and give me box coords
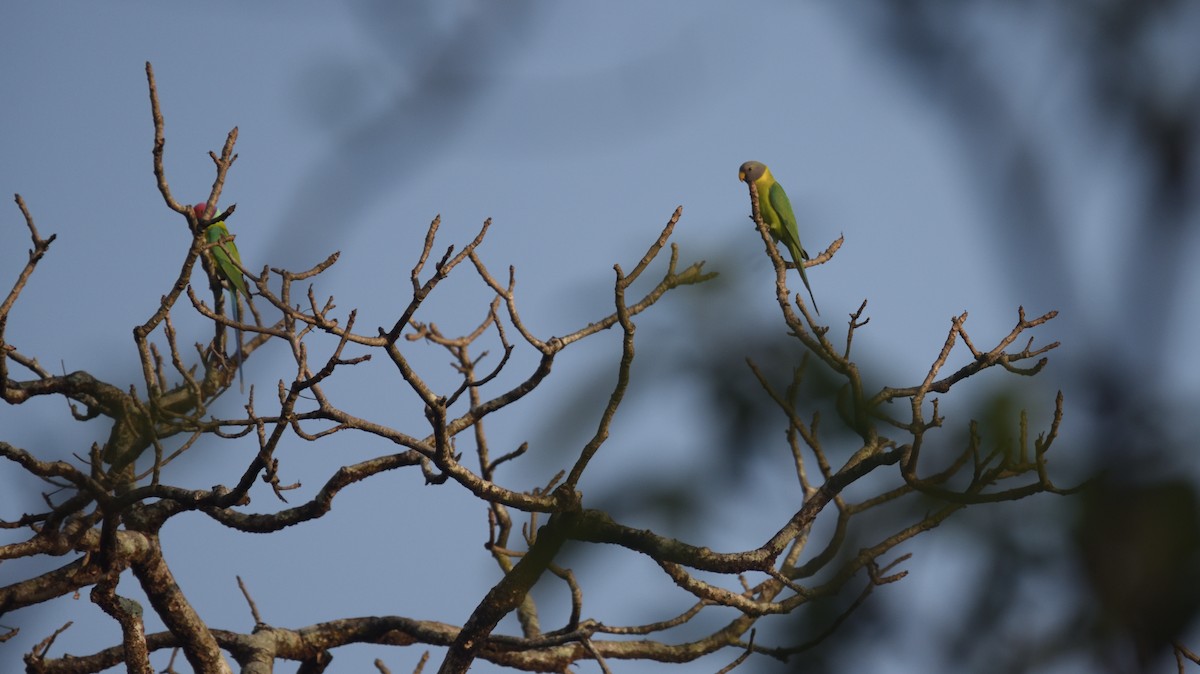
[1,63,1069,674]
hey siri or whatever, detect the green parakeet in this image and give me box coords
[738,161,819,315]
[196,202,247,388]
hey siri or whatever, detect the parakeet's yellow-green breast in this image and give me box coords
[738,161,819,314]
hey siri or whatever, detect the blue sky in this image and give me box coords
[4,3,1198,673]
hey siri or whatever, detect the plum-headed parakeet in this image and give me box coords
[196,202,248,388]
[738,161,819,314]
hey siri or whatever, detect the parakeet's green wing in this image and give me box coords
[205,221,247,298]
[765,179,820,315]
[205,219,247,389]
[766,181,809,263]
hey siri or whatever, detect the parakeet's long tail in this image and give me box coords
[231,290,244,393]
[784,239,820,316]
[799,272,819,315]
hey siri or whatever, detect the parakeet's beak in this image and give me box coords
[738,171,747,182]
